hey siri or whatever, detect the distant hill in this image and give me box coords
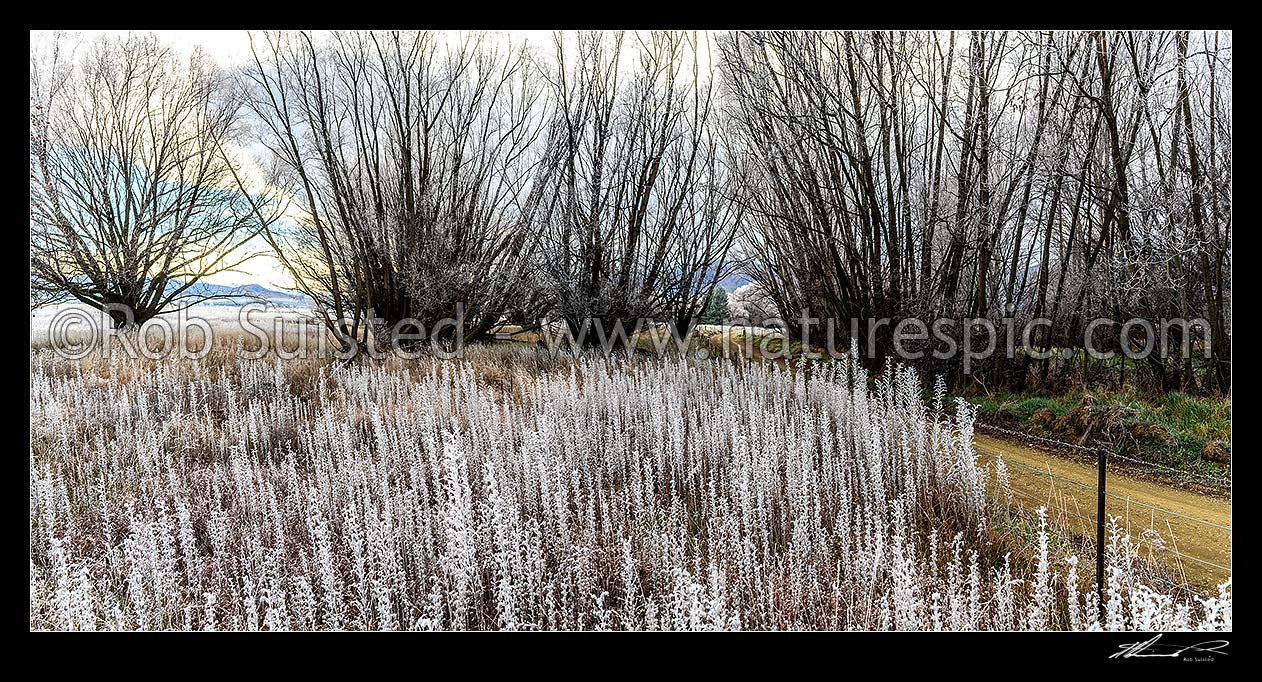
[170,281,313,309]
[717,272,752,292]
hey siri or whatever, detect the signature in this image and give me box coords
[1111,634,1229,660]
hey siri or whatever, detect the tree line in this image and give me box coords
[30,30,1231,393]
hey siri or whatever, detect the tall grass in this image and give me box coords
[29,345,1230,630]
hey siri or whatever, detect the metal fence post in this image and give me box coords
[1096,447,1107,619]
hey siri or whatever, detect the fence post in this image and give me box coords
[1096,447,1107,620]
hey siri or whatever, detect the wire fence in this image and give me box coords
[991,455,1232,533]
[1000,484,1231,574]
[997,463,1230,532]
[924,406,1233,584]
[974,419,1231,487]
[962,421,1233,582]
[924,407,1232,487]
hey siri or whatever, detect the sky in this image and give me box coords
[38,30,563,70]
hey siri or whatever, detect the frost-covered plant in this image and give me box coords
[28,345,1231,631]
[1026,508,1052,630]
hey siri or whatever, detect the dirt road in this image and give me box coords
[973,433,1231,591]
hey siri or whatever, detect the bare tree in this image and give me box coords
[719,30,1230,392]
[243,30,549,350]
[530,31,740,346]
[30,33,270,327]
[727,282,776,326]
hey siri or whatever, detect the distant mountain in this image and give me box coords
[169,281,313,309]
[717,272,753,292]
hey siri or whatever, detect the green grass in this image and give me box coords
[970,394,1074,421]
[962,387,1231,477]
[1144,391,1232,445]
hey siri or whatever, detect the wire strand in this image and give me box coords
[978,450,1231,531]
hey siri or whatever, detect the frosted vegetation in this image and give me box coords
[30,346,1230,630]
